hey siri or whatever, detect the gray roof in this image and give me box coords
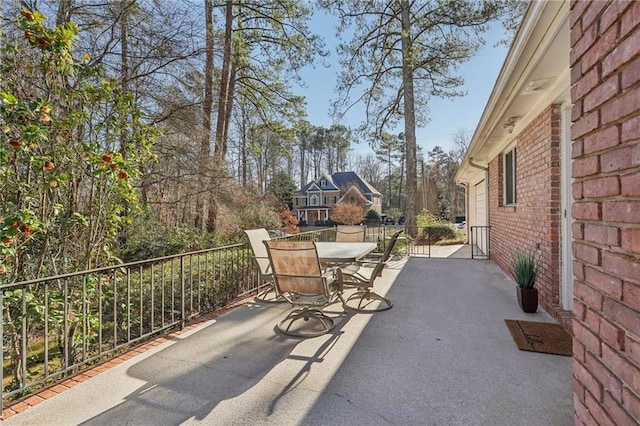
[298,172,381,196]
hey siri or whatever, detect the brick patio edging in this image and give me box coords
[1,296,254,421]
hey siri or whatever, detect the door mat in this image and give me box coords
[504,319,572,356]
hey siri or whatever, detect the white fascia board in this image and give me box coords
[456,0,567,182]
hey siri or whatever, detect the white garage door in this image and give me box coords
[474,180,488,256]
[475,180,487,225]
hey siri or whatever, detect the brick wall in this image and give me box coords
[571,1,640,424]
[488,104,565,323]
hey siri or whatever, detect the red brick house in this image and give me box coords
[457,1,640,423]
[570,1,640,424]
[456,0,573,326]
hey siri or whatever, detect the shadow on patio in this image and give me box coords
[4,258,573,425]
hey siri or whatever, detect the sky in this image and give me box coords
[296,11,511,159]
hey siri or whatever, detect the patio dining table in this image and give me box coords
[314,242,377,264]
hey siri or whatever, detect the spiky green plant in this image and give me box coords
[512,250,538,289]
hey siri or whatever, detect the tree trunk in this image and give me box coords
[400,0,417,234]
[240,106,249,186]
[213,0,233,166]
[55,0,73,25]
[118,1,132,244]
[119,1,131,157]
[196,0,214,231]
[299,145,307,187]
[222,59,236,148]
[387,151,392,208]
[399,147,405,212]
[202,0,214,158]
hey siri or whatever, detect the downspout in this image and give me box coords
[467,158,490,245]
[456,182,469,243]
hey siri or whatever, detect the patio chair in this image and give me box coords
[244,228,284,303]
[337,262,393,312]
[337,230,402,312]
[264,240,344,338]
[343,230,403,277]
[335,225,366,242]
[367,229,403,266]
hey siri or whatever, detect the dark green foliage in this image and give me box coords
[365,209,381,224]
[118,213,196,262]
[421,225,456,243]
[267,172,298,209]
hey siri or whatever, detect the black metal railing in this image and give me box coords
[0,223,482,404]
[1,228,337,404]
[376,224,489,259]
[397,225,463,257]
[470,226,491,259]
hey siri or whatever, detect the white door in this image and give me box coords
[561,105,574,311]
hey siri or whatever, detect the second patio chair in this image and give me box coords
[337,230,402,312]
[244,228,283,303]
[363,230,403,271]
[342,230,403,277]
[335,225,366,242]
[264,240,343,338]
[337,262,393,312]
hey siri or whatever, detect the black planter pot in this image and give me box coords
[517,287,538,313]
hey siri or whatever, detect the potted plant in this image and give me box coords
[512,249,539,313]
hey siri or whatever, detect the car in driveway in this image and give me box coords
[383,216,395,225]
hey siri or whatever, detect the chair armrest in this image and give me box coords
[354,258,385,270]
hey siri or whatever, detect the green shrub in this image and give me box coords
[414,209,458,244]
[237,203,281,230]
[416,209,440,227]
[119,213,197,261]
[365,209,381,225]
[436,236,465,246]
[391,233,411,255]
[419,224,456,243]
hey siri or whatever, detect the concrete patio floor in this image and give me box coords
[5,257,573,425]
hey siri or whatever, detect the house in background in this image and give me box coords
[293,171,382,225]
[457,0,640,423]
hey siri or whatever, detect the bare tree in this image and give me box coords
[294,120,314,187]
[212,1,325,168]
[323,0,518,233]
[452,128,471,163]
[325,124,352,173]
[355,154,385,194]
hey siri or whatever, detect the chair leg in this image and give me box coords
[255,283,286,303]
[344,287,393,313]
[277,307,335,338]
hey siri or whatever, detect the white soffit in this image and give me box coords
[522,77,557,95]
[456,0,570,184]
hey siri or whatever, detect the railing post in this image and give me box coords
[1,289,3,413]
[471,226,475,259]
[180,256,185,329]
[470,226,490,259]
